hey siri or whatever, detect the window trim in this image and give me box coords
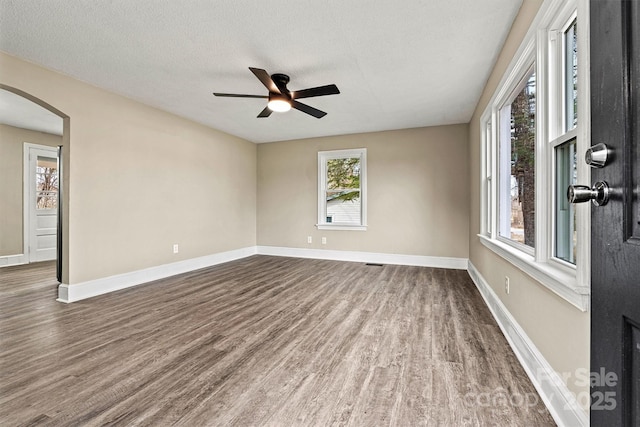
[317,148,367,231]
[479,0,590,311]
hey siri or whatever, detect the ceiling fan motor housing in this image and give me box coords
[270,73,290,93]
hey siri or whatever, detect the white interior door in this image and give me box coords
[26,145,58,262]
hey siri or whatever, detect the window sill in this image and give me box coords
[478,234,589,311]
[316,224,367,231]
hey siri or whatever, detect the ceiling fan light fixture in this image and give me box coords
[267,94,291,112]
[214,67,338,118]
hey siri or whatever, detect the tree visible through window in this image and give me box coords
[511,72,536,247]
[318,149,366,228]
[327,158,360,199]
[326,157,361,224]
[36,156,58,210]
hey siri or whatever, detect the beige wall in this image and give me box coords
[1,4,588,410]
[0,124,62,256]
[0,52,257,284]
[468,0,590,407]
[257,125,469,258]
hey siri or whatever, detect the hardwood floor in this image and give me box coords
[0,256,555,426]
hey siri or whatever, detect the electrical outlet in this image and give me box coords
[322,237,327,245]
[173,244,179,254]
[505,276,510,294]
[307,236,312,244]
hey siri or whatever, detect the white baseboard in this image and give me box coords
[256,246,468,269]
[57,246,467,303]
[57,246,257,303]
[467,261,588,427]
[0,254,27,268]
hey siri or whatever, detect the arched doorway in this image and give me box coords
[0,84,69,285]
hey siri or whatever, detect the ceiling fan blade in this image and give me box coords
[213,93,268,98]
[249,67,281,94]
[257,106,273,118]
[292,100,327,118]
[292,84,340,99]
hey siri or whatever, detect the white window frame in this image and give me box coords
[479,0,590,311]
[317,148,367,231]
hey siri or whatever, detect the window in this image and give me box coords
[498,68,536,250]
[552,14,579,264]
[36,156,58,210]
[317,148,367,230]
[564,18,578,132]
[555,138,577,263]
[482,122,493,237]
[479,0,589,310]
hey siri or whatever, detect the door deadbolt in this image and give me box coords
[585,143,610,168]
[567,181,610,206]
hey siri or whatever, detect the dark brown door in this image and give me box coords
[590,0,640,425]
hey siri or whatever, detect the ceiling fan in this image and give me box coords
[213,67,340,119]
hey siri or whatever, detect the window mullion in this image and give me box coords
[490,110,499,239]
[536,28,550,263]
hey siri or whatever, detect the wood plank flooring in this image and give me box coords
[0,256,555,426]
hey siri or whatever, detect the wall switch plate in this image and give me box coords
[505,276,510,294]
[307,236,312,244]
[173,244,179,254]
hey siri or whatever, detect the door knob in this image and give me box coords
[567,181,610,206]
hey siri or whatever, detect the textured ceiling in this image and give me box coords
[0,0,523,143]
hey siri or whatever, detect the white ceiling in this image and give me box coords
[0,89,63,135]
[0,0,523,143]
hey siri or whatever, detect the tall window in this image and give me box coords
[499,69,536,249]
[554,16,578,264]
[317,149,367,230]
[479,0,589,310]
